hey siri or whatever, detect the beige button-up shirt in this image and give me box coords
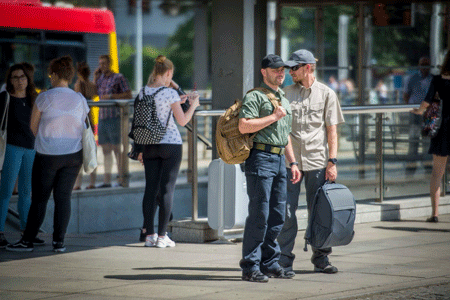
[284,80,345,171]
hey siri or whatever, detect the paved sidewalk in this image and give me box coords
[1,215,449,300]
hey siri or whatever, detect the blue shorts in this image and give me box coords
[98,117,121,145]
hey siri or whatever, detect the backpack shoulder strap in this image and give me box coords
[247,87,280,108]
[141,86,167,101]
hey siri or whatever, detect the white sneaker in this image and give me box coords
[144,234,157,247]
[156,234,175,248]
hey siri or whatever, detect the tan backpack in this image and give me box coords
[215,87,280,165]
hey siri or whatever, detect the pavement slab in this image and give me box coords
[1,215,449,300]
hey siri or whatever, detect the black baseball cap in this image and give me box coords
[284,49,318,67]
[261,54,288,69]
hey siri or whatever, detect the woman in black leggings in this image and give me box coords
[137,55,199,248]
[7,55,88,252]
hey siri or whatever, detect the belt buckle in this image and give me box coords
[270,146,281,155]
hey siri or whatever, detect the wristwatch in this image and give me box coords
[289,162,299,167]
[328,158,338,165]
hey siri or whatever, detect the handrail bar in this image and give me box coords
[189,103,424,221]
[340,104,420,114]
[194,105,421,118]
[86,98,212,107]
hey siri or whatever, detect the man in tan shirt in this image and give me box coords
[278,49,345,274]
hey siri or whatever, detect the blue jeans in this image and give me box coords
[240,149,287,274]
[278,168,332,270]
[0,144,36,231]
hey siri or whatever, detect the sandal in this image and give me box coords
[73,186,81,191]
[86,185,96,190]
[426,216,438,223]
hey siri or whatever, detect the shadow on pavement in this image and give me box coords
[373,225,450,233]
[0,232,138,263]
[104,273,242,282]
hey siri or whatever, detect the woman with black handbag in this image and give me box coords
[133,55,199,248]
[411,50,450,223]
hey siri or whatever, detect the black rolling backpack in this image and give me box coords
[304,181,356,251]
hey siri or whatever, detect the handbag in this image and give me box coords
[129,87,172,145]
[422,93,443,138]
[0,92,10,172]
[127,142,142,161]
[82,116,98,173]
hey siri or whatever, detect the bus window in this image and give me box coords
[0,42,40,87]
[43,45,86,87]
[13,44,40,65]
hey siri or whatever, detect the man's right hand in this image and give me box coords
[273,106,287,120]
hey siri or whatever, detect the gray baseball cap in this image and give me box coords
[284,49,318,67]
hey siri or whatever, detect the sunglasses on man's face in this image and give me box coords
[291,64,307,71]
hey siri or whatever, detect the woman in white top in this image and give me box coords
[7,55,89,253]
[137,55,199,248]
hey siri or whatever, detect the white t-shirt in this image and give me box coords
[141,86,182,145]
[34,87,89,155]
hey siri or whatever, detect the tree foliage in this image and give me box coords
[281,3,434,81]
[118,15,196,89]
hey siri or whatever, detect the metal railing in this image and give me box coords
[188,104,448,221]
[87,99,133,187]
[85,98,213,188]
[79,101,447,222]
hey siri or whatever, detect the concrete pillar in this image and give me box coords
[211,0,255,109]
[193,3,209,90]
[254,0,268,87]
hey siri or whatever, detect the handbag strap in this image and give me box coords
[1,92,10,131]
[85,116,91,129]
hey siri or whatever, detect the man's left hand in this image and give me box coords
[326,163,337,182]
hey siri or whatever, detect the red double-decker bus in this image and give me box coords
[0,0,119,89]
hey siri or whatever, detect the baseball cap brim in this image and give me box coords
[284,60,300,67]
[268,61,289,68]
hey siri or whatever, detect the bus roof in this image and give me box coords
[0,1,115,34]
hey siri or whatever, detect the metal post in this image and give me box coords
[375,113,384,202]
[357,3,366,179]
[191,114,199,221]
[187,121,193,184]
[119,101,130,187]
[315,6,325,80]
[135,0,143,91]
